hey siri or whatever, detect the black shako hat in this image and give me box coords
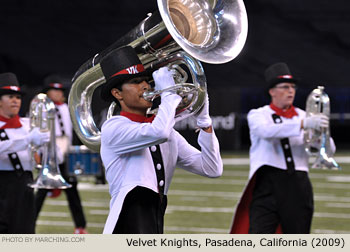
[0,72,24,96]
[265,62,298,89]
[100,46,150,102]
[42,74,66,93]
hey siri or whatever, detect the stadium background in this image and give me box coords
[1,0,350,233]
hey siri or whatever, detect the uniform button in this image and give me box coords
[15,164,21,169]
[284,144,289,149]
[0,132,6,138]
[287,157,292,162]
[156,163,162,170]
[151,146,157,152]
[159,180,164,187]
[11,153,17,159]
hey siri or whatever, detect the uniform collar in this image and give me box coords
[0,115,22,129]
[120,111,155,123]
[269,103,298,118]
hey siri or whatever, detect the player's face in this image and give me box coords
[47,89,65,103]
[0,94,22,118]
[111,77,152,115]
[269,82,296,109]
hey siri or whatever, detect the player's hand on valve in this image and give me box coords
[152,67,176,96]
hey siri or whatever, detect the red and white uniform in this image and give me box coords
[100,94,223,234]
[230,105,335,233]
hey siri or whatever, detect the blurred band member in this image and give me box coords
[230,63,335,234]
[0,72,49,233]
[34,76,87,234]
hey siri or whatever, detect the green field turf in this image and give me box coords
[35,153,350,234]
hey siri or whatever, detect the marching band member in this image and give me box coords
[0,72,49,233]
[99,46,223,234]
[34,76,87,234]
[230,62,335,234]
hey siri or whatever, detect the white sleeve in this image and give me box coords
[0,136,30,154]
[102,94,182,155]
[175,130,223,178]
[248,109,301,139]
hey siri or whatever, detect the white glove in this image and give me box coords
[152,67,176,95]
[27,127,50,146]
[303,114,329,131]
[194,94,212,128]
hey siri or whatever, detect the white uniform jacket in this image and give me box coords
[248,105,335,178]
[0,118,32,171]
[230,104,335,233]
[100,94,223,234]
[54,103,72,141]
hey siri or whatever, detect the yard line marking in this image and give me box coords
[36,220,227,233]
[77,183,109,191]
[313,229,350,234]
[326,176,350,182]
[38,212,70,217]
[36,220,105,228]
[313,182,350,189]
[222,156,350,165]
[165,226,228,233]
[44,200,109,208]
[166,205,233,213]
[313,212,350,219]
[171,177,246,185]
[171,177,350,190]
[90,209,109,215]
[169,189,242,198]
[325,202,350,208]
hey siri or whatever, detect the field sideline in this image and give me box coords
[35,153,350,234]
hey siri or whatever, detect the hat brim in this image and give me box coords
[269,77,299,89]
[0,89,25,96]
[100,71,152,102]
[42,87,66,93]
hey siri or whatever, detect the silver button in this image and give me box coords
[159,180,164,187]
[156,163,162,170]
[287,157,292,162]
[151,146,157,152]
[284,144,289,149]
[0,132,6,138]
[15,164,21,169]
[11,153,17,159]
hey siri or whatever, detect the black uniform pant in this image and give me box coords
[34,164,86,228]
[113,186,167,234]
[0,171,35,233]
[249,165,314,234]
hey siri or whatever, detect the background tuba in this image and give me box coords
[304,86,341,170]
[68,0,248,152]
[28,93,72,189]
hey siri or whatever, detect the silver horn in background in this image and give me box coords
[304,86,341,170]
[28,93,72,189]
[68,0,248,152]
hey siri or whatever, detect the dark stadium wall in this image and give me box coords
[1,0,350,150]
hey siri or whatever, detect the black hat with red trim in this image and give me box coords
[265,62,298,89]
[100,46,150,102]
[42,74,66,93]
[0,72,24,96]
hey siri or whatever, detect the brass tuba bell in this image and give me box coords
[68,0,248,152]
[28,93,72,189]
[304,86,341,170]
